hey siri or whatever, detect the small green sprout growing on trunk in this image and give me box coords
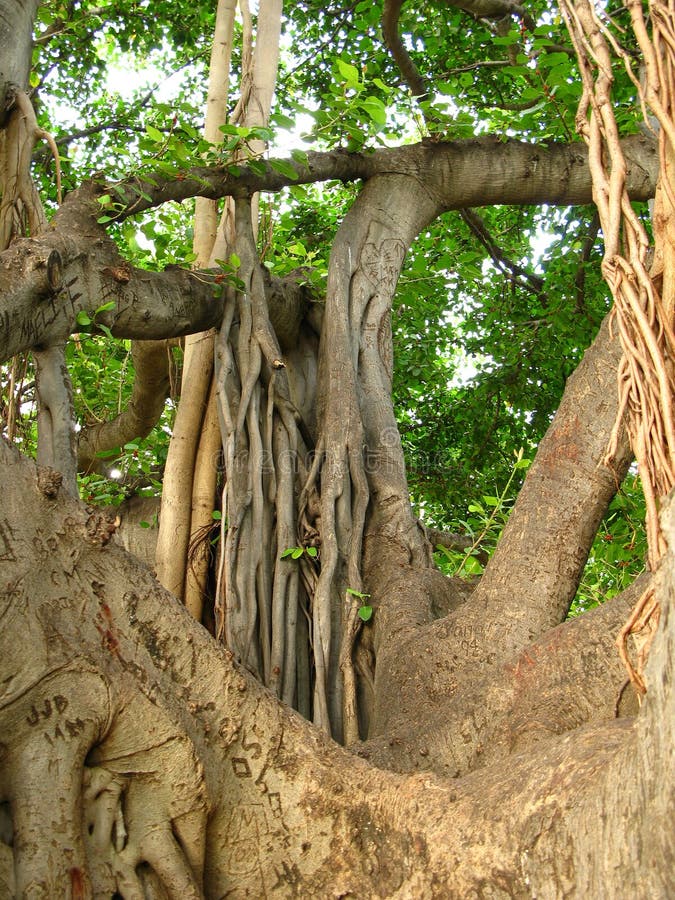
[280,545,318,560]
[347,587,372,622]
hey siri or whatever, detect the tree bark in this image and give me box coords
[0,0,39,126]
[369,311,634,743]
[107,134,658,220]
[0,439,672,897]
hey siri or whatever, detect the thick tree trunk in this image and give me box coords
[367,308,633,748]
[0,440,672,897]
[0,0,39,126]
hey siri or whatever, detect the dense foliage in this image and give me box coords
[2,0,648,605]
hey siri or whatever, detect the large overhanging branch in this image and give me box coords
[103,135,657,218]
[0,227,226,364]
[0,135,658,363]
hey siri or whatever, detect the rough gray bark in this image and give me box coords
[0,440,672,897]
[365,298,632,744]
[0,216,227,362]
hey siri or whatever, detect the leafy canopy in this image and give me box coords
[6,0,648,602]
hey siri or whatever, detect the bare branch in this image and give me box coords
[381,0,429,100]
[459,207,545,293]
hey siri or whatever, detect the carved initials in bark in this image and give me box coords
[360,238,406,292]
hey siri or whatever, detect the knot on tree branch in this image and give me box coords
[36,465,63,499]
[3,83,21,115]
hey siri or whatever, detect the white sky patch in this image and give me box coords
[105,52,184,104]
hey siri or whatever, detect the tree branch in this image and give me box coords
[77,340,174,473]
[381,0,429,100]
[0,136,658,362]
[0,231,226,363]
[363,572,649,774]
[103,135,657,220]
[459,207,545,293]
[442,0,534,30]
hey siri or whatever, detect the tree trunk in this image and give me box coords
[0,0,39,127]
[0,439,672,897]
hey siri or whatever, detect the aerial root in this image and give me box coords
[616,584,661,697]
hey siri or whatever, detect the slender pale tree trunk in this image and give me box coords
[158,0,284,616]
[156,0,237,601]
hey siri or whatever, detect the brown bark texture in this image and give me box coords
[0,4,672,893]
[0,438,673,897]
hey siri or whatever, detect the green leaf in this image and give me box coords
[248,159,267,176]
[291,547,304,559]
[211,510,222,521]
[358,605,373,622]
[290,149,309,167]
[337,59,361,86]
[306,546,318,557]
[273,113,295,130]
[249,125,274,142]
[462,557,484,576]
[76,311,92,326]
[145,124,164,142]
[360,96,386,125]
[372,77,391,93]
[280,548,295,559]
[270,158,299,180]
[464,556,483,575]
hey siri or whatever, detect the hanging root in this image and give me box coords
[35,123,62,205]
[559,0,675,690]
[215,196,314,709]
[616,584,661,697]
[0,88,61,251]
